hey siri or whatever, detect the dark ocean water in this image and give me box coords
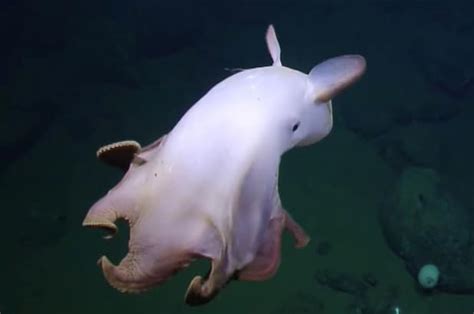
[1,0,474,313]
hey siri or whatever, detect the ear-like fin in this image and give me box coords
[309,55,366,102]
[265,25,282,66]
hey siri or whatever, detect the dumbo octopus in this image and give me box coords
[83,25,366,305]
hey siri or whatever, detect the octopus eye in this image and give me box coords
[292,122,300,132]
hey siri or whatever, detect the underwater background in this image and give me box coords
[1,0,474,313]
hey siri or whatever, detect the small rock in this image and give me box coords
[314,269,369,297]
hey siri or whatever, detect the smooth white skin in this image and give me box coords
[141,64,330,265]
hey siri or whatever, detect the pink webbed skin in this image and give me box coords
[83,130,309,306]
